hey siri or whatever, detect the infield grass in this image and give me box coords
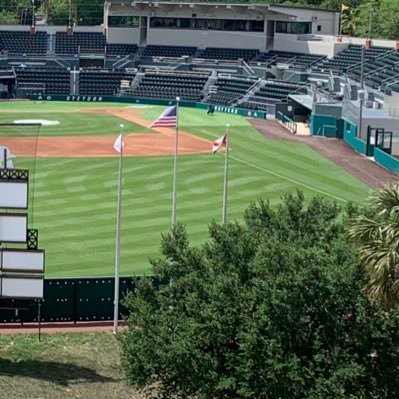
[3,102,370,277]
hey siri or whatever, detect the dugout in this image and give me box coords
[0,68,16,98]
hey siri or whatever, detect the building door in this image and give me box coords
[266,21,275,50]
[140,17,148,46]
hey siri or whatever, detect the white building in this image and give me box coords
[104,1,340,53]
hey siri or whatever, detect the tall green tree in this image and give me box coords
[120,193,399,398]
[348,182,399,310]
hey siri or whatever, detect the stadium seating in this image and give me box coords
[255,50,326,68]
[79,69,136,95]
[317,45,392,73]
[142,45,197,58]
[348,51,399,89]
[243,81,303,111]
[106,44,138,57]
[208,77,258,105]
[15,67,70,94]
[55,32,106,54]
[0,31,47,55]
[125,72,208,101]
[199,47,259,62]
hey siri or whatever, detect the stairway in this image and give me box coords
[70,68,79,95]
[235,79,263,106]
[202,72,218,102]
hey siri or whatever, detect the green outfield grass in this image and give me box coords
[5,101,370,277]
[0,108,151,136]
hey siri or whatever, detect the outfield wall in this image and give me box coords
[0,277,163,324]
[374,148,399,173]
[29,94,268,119]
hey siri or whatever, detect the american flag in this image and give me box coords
[149,105,177,128]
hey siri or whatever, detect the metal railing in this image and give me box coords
[277,111,297,134]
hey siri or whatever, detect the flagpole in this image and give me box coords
[171,97,180,227]
[339,6,343,37]
[113,123,124,334]
[222,124,230,225]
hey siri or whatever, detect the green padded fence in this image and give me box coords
[343,119,367,155]
[29,94,267,119]
[311,114,337,137]
[374,148,399,173]
[0,277,164,324]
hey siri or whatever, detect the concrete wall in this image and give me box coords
[384,92,399,117]
[107,27,140,44]
[273,33,348,57]
[147,28,265,50]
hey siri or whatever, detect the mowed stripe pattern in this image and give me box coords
[11,104,370,278]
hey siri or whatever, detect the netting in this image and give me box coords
[0,123,42,224]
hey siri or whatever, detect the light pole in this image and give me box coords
[368,6,376,39]
[69,0,72,27]
[31,0,35,28]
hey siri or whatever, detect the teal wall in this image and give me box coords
[343,119,367,155]
[311,114,337,137]
[374,148,399,173]
[29,94,267,119]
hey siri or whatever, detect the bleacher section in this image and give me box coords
[106,44,138,57]
[15,67,70,94]
[208,77,257,105]
[255,50,326,68]
[0,31,47,55]
[125,72,208,101]
[142,45,197,58]
[55,32,106,54]
[79,69,135,95]
[349,50,399,90]
[317,45,392,73]
[199,47,258,61]
[243,81,302,111]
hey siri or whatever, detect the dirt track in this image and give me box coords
[250,119,396,188]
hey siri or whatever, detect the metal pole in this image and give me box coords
[171,97,180,227]
[222,124,230,225]
[69,0,72,27]
[339,11,343,37]
[38,302,41,342]
[113,124,124,334]
[368,8,372,39]
[360,45,365,88]
[31,0,35,27]
[358,46,365,138]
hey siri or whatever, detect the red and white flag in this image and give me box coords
[212,134,227,154]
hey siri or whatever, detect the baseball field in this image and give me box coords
[0,100,370,277]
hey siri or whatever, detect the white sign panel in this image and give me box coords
[1,250,44,272]
[1,277,44,298]
[0,182,28,208]
[0,214,27,243]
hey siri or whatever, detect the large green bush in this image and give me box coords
[120,193,399,398]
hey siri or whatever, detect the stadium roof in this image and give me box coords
[107,1,337,14]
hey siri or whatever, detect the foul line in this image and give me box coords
[201,129,347,203]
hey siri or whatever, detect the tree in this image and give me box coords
[348,182,399,311]
[119,193,399,398]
